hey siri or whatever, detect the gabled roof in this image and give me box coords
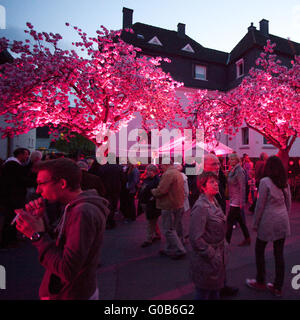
[229,28,300,64]
[122,21,300,67]
[122,22,229,65]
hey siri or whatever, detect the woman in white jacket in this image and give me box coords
[246,156,291,297]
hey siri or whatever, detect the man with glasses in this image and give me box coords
[14,158,109,300]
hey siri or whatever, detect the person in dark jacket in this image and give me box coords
[226,153,251,247]
[202,154,227,215]
[14,158,109,300]
[185,154,227,214]
[121,164,140,223]
[90,161,123,229]
[0,148,32,248]
[139,164,161,247]
[77,161,106,198]
[249,152,269,212]
[24,150,43,202]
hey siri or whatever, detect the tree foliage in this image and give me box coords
[0,23,185,146]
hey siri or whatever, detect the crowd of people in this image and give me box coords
[0,148,291,300]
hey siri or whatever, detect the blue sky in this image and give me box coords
[0,0,299,52]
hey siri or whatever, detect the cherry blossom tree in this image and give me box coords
[0,23,184,146]
[187,40,300,168]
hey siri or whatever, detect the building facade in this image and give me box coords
[121,7,300,159]
[0,50,36,160]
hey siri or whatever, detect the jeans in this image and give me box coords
[255,237,285,290]
[195,287,220,300]
[161,208,186,256]
[146,217,161,242]
[226,206,250,243]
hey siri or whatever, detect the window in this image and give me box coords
[263,136,271,145]
[236,58,244,78]
[242,127,249,145]
[148,36,162,46]
[182,44,195,53]
[194,65,206,80]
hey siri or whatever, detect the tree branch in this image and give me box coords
[245,121,282,149]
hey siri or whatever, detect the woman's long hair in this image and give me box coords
[263,156,287,189]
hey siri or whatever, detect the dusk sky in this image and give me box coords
[0,0,299,53]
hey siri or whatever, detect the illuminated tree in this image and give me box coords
[0,23,184,146]
[187,40,300,168]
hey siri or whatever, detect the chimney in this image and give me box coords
[259,19,269,37]
[177,23,185,38]
[248,22,256,32]
[122,7,133,29]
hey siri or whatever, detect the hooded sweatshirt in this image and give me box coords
[33,189,109,300]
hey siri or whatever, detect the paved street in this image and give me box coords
[1,201,300,300]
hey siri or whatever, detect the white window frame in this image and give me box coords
[194,65,207,81]
[236,58,244,78]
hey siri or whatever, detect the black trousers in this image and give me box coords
[121,190,136,221]
[255,237,285,290]
[106,195,119,227]
[0,206,17,247]
[226,206,250,243]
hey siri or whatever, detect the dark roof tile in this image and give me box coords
[229,29,300,63]
[122,22,229,65]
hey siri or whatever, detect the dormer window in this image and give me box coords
[236,58,244,78]
[194,65,207,80]
[148,36,163,46]
[181,44,195,53]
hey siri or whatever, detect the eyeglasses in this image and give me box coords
[37,180,56,187]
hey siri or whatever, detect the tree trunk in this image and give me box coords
[6,135,13,158]
[277,149,290,174]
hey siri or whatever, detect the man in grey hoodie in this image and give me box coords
[14,158,109,300]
